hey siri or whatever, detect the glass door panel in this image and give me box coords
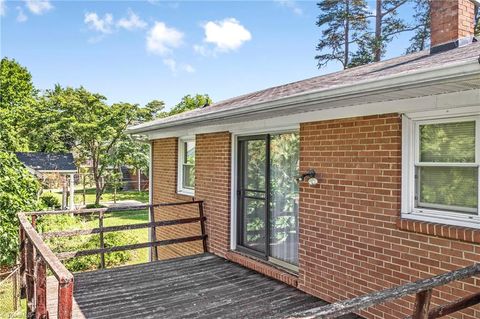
[238,137,267,254]
[269,133,299,266]
[237,132,299,267]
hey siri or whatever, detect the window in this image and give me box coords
[178,138,195,196]
[402,115,480,228]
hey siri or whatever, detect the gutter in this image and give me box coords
[127,58,480,135]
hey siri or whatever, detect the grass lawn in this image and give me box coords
[42,189,150,269]
[47,188,149,206]
[84,209,150,266]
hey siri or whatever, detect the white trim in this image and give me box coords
[145,90,480,140]
[148,141,153,262]
[177,136,195,197]
[401,111,480,228]
[230,134,238,251]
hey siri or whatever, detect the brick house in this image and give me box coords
[127,1,480,318]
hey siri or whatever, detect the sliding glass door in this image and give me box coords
[237,132,299,267]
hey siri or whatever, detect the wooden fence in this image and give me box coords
[291,263,480,319]
[17,201,207,319]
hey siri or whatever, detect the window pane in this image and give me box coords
[183,164,195,189]
[184,141,195,164]
[419,121,475,163]
[245,139,266,190]
[269,133,299,265]
[417,166,478,214]
[243,198,266,253]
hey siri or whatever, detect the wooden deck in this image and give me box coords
[46,253,359,319]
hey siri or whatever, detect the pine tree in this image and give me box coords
[405,0,430,54]
[315,0,369,69]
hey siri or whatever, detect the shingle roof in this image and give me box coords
[129,42,480,133]
[15,152,77,172]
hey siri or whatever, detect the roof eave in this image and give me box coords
[126,58,480,135]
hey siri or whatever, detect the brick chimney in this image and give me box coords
[430,0,478,53]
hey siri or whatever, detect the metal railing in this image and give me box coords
[291,263,480,319]
[18,201,207,319]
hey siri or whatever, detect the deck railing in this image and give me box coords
[18,201,207,319]
[291,263,480,319]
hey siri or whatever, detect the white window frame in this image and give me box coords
[402,113,480,229]
[177,137,195,196]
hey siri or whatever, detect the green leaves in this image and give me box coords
[0,58,38,151]
[0,152,40,266]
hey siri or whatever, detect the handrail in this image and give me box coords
[17,201,207,319]
[23,200,203,216]
[18,213,73,283]
[291,263,480,319]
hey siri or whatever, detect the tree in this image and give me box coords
[405,0,430,54]
[168,94,212,116]
[315,0,369,69]
[0,152,40,266]
[41,86,159,205]
[0,58,38,151]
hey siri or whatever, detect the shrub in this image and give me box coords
[39,214,137,272]
[0,152,40,266]
[40,192,61,209]
[64,232,137,272]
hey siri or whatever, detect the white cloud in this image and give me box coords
[16,6,27,22]
[0,0,6,16]
[84,12,114,34]
[201,18,251,52]
[117,10,147,30]
[146,21,184,55]
[275,0,302,15]
[162,59,195,74]
[24,0,53,15]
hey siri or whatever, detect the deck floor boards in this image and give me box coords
[46,253,360,319]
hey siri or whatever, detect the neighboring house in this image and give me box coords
[127,1,480,318]
[15,152,77,209]
[120,166,149,191]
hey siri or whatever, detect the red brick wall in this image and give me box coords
[195,132,232,257]
[151,133,232,259]
[298,114,480,319]
[151,114,480,318]
[431,0,476,47]
[151,138,203,259]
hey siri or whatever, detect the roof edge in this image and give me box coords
[127,57,480,135]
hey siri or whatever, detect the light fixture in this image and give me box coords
[297,169,318,186]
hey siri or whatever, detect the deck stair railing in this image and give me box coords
[18,201,207,319]
[291,263,480,319]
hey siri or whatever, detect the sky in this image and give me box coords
[1,0,417,110]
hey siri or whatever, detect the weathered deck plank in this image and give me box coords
[46,253,360,319]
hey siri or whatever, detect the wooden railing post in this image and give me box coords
[35,256,48,319]
[58,280,73,319]
[149,205,158,261]
[19,226,26,299]
[412,289,433,319]
[25,238,35,317]
[198,201,208,253]
[98,211,105,269]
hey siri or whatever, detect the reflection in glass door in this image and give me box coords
[237,132,299,267]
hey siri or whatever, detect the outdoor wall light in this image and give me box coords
[297,169,318,186]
